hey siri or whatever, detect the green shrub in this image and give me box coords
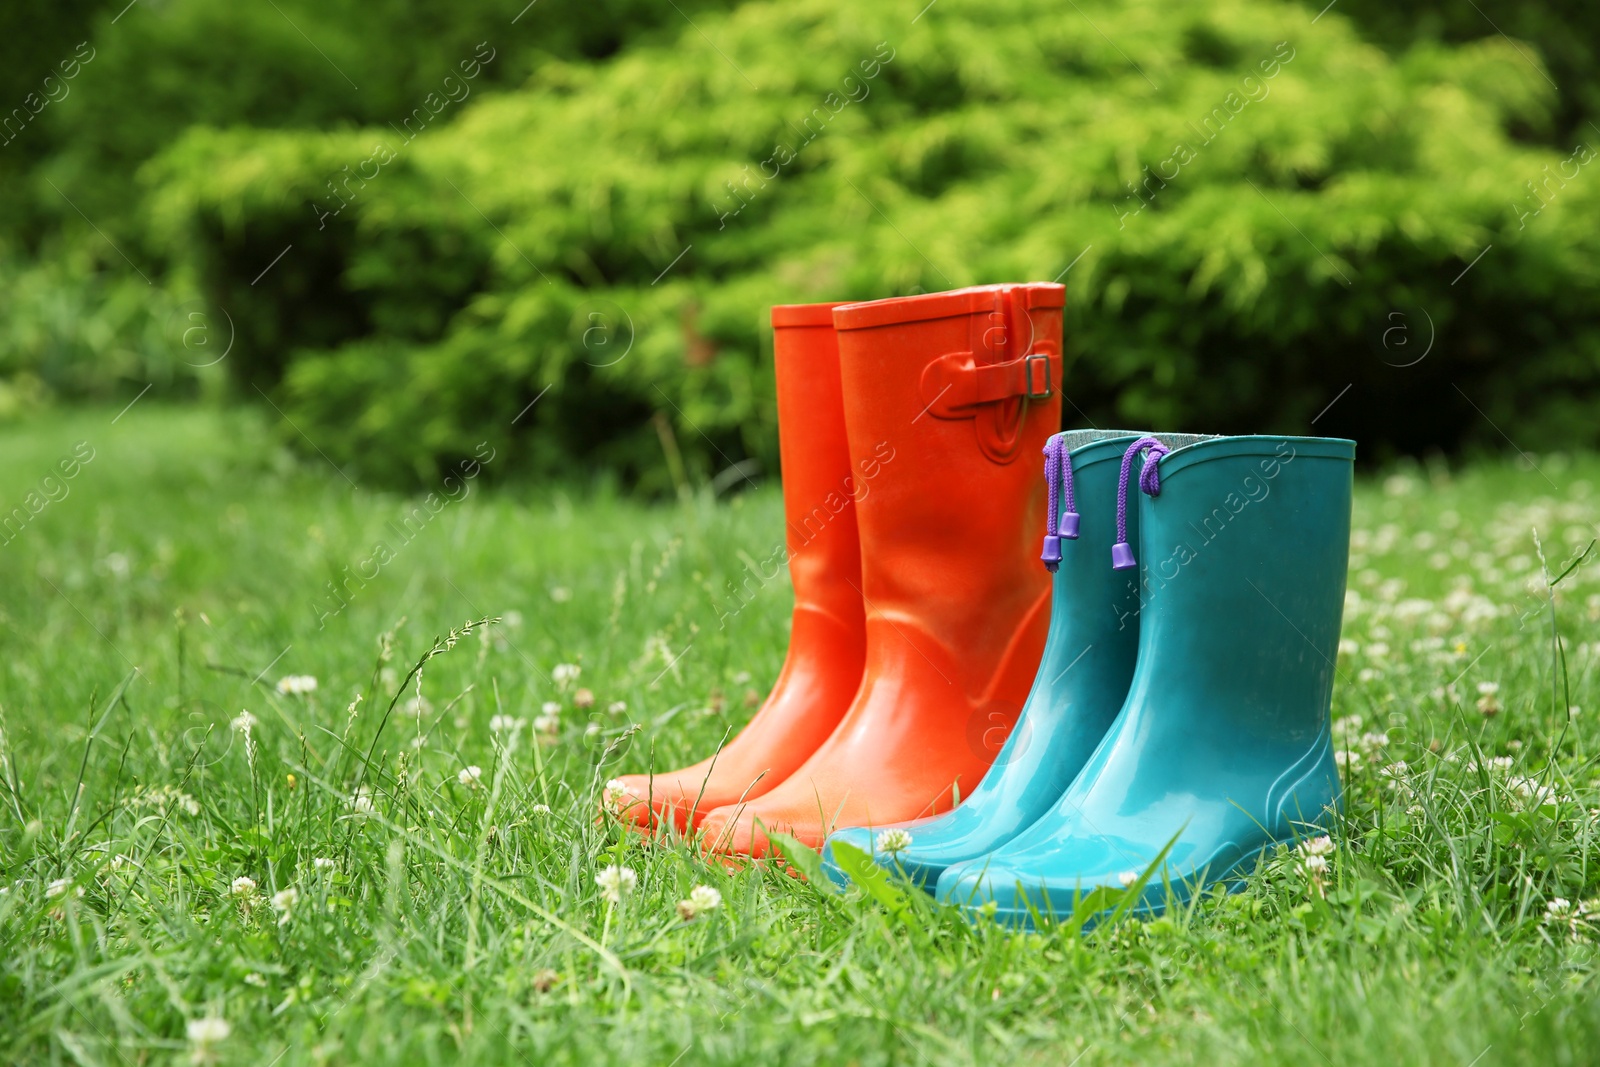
[1316,0,1600,139]
[0,245,213,417]
[0,0,739,410]
[29,0,738,235]
[145,0,1600,487]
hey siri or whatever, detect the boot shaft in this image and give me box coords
[1040,433,1146,681]
[771,304,863,621]
[1129,435,1355,750]
[830,285,1064,646]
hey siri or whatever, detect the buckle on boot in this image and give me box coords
[919,348,1061,419]
[1024,352,1052,399]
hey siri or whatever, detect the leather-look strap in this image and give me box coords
[919,347,1057,420]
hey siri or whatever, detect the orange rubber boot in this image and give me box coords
[611,303,868,832]
[699,283,1065,855]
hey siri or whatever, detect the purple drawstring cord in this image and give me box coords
[1111,436,1170,570]
[1040,434,1079,572]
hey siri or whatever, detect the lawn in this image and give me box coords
[2,405,1599,1065]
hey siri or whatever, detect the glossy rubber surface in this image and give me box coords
[937,435,1355,924]
[820,432,1146,889]
[700,283,1065,856]
[611,304,867,832]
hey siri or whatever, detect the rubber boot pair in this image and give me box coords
[612,284,1065,856]
[827,432,1355,923]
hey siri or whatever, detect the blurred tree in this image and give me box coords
[0,0,112,242]
[142,0,1600,489]
[32,0,738,236]
[1322,0,1598,140]
[0,0,736,412]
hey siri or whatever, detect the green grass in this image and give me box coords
[2,405,1599,1065]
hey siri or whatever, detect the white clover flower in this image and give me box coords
[230,710,258,732]
[553,663,581,688]
[574,688,596,710]
[677,883,723,921]
[272,886,298,925]
[1117,870,1139,888]
[1300,854,1329,875]
[542,700,561,716]
[186,1016,231,1060]
[607,701,628,715]
[457,765,483,789]
[1510,776,1563,806]
[584,722,601,740]
[350,788,375,815]
[312,857,336,871]
[402,696,433,718]
[1298,835,1335,857]
[596,864,637,904]
[489,714,519,733]
[533,714,561,736]
[549,587,572,603]
[1333,750,1359,769]
[1546,897,1573,917]
[230,876,257,896]
[603,779,638,807]
[530,803,552,815]
[276,675,318,696]
[874,828,913,856]
[46,877,80,899]
[1477,681,1501,695]
[134,784,201,815]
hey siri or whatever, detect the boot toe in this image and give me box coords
[937,854,1133,924]
[698,804,782,858]
[936,860,1033,923]
[819,827,873,887]
[823,825,959,892]
[893,848,950,892]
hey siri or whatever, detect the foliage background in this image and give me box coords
[4,0,1600,487]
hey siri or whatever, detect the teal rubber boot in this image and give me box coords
[822,430,1156,890]
[936,435,1354,924]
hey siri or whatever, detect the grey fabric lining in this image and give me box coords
[1055,428,1149,451]
[1055,429,1223,453]
[1152,432,1221,451]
